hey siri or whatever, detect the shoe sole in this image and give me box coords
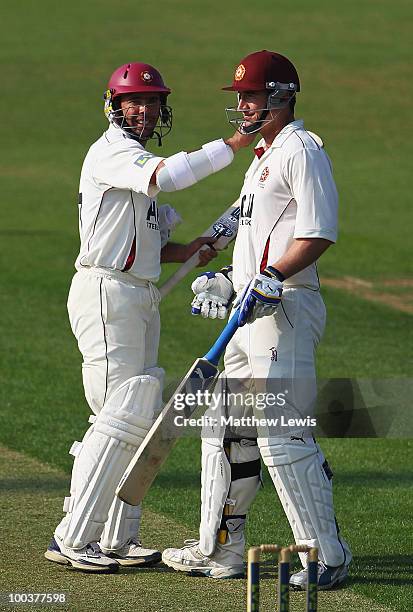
[190,568,245,580]
[290,573,349,591]
[44,550,119,574]
[112,552,162,567]
[163,558,244,579]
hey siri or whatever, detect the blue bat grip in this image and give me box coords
[203,310,240,366]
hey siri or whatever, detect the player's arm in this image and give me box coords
[269,237,333,279]
[150,130,255,191]
[161,238,217,266]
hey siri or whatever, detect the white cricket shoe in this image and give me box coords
[162,539,244,579]
[44,535,118,573]
[290,561,349,590]
[100,538,161,567]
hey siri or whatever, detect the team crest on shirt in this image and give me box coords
[141,71,153,83]
[234,64,246,81]
[259,167,270,187]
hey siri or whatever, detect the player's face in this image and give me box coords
[237,91,269,128]
[119,93,161,138]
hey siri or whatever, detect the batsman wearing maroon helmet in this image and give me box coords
[163,51,352,590]
[44,61,254,573]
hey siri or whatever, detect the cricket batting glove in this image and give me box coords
[158,204,182,247]
[236,266,284,327]
[191,265,234,319]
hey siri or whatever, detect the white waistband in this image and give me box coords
[77,266,155,289]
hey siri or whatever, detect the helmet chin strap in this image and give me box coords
[152,131,162,147]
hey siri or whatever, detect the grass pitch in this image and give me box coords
[0,0,412,610]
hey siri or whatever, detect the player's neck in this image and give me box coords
[261,115,295,148]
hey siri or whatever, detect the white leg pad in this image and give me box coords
[259,436,347,567]
[100,498,142,552]
[55,375,160,550]
[142,366,165,416]
[199,438,231,556]
[98,367,164,552]
[199,439,261,556]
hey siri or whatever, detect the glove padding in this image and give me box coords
[158,204,182,247]
[236,273,283,327]
[191,269,234,319]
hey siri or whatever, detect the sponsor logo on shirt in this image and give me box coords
[240,193,254,226]
[135,152,154,167]
[146,201,160,230]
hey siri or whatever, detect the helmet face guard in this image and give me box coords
[104,89,172,145]
[103,62,172,145]
[225,82,298,134]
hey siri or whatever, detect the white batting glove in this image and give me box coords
[158,204,182,247]
[191,266,234,319]
[235,266,284,327]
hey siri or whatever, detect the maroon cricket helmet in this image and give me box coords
[108,62,171,99]
[223,50,300,92]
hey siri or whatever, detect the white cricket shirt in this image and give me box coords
[232,120,338,292]
[75,123,164,282]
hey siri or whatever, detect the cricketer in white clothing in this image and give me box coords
[162,51,352,590]
[44,61,254,573]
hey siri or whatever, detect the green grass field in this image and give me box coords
[0,1,412,610]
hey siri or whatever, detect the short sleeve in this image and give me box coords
[283,148,338,243]
[94,146,164,197]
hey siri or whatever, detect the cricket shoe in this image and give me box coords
[100,538,161,567]
[162,539,244,579]
[44,536,119,573]
[290,561,349,590]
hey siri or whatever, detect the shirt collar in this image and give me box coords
[254,119,305,154]
[254,146,266,159]
[105,122,145,148]
[270,119,304,148]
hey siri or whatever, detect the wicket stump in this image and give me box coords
[247,544,318,612]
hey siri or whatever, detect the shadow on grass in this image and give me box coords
[0,476,68,493]
[350,554,413,586]
[152,471,200,490]
[152,469,413,490]
[336,471,413,487]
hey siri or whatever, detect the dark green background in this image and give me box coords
[0,1,411,610]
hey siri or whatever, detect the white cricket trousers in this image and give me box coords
[67,267,161,415]
[221,287,326,435]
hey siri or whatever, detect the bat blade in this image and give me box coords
[159,202,240,298]
[116,358,219,506]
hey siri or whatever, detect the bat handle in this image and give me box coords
[203,310,240,366]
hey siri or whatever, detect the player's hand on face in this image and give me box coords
[235,272,283,327]
[185,237,217,266]
[191,267,234,319]
[225,130,256,153]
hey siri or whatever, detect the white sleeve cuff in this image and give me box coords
[293,228,337,243]
[202,139,234,172]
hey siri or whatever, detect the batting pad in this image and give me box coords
[260,437,347,567]
[199,439,261,556]
[57,375,160,550]
[199,439,232,556]
[100,496,142,552]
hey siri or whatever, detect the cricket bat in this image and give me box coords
[159,202,240,298]
[116,310,240,506]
